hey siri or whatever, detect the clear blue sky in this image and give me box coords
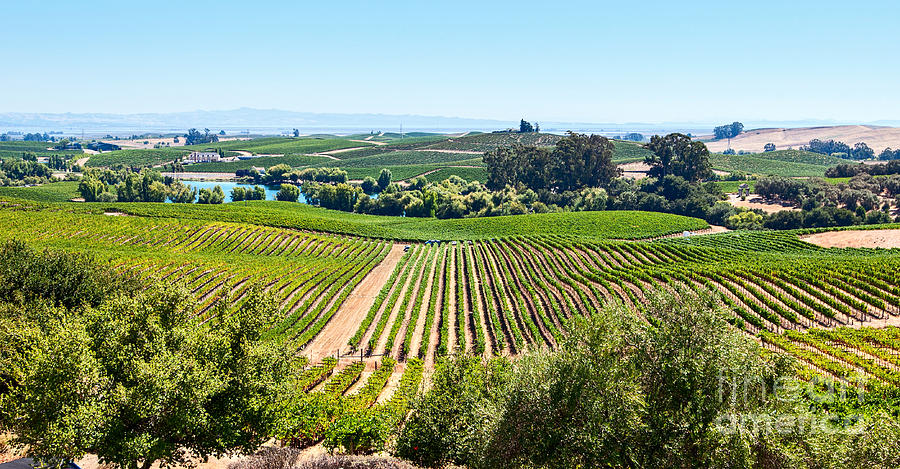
[2,0,898,123]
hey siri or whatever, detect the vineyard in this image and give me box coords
[0,205,392,352]
[0,201,427,452]
[708,149,846,177]
[2,199,900,448]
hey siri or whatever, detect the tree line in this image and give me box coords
[826,160,900,178]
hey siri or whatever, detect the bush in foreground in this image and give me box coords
[396,290,900,468]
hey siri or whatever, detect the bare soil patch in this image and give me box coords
[801,229,900,249]
[728,194,797,214]
[303,244,406,361]
[618,161,650,179]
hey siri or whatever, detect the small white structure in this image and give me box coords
[186,151,221,163]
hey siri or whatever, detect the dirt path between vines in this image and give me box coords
[303,243,406,361]
[408,250,439,362]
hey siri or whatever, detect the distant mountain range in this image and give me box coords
[1,108,897,136]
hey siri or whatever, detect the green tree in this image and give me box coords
[519,119,534,133]
[0,285,294,469]
[266,164,292,183]
[713,122,744,140]
[645,133,714,182]
[231,186,246,202]
[377,169,392,192]
[166,181,197,203]
[248,185,266,201]
[552,132,620,190]
[361,176,378,194]
[396,357,509,468]
[144,181,166,202]
[78,177,107,202]
[197,185,225,204]
[276,183,300,202]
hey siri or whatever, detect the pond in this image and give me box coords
[172,180,308,204]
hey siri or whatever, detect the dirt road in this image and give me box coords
[302,243,407,361]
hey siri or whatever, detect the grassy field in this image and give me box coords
[611,139,654,163]
[709,150,845,177]
[423,166,488,182]
[420,132,563,152]
[0,141,84,160]
[0,197,708,241]
[0,181,80,202]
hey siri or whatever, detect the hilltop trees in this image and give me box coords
[713,122,743,140]
[802,138,851,156]
[645,133,713,182]
[184,128,219,145]
[879,148,900,160]
[484,132,620,192]
[519,119,535,133]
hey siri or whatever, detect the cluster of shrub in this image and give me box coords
[0,158,54,186]
[237,165,348,186]
[752,174,900,229]
[298,133,740,222]
[0,152,79,186]
[391,292,900,469]
[0,241,294,469]
[826,159,900,178]
[77,168,227,204]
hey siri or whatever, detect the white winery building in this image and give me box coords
[185,151,221,163]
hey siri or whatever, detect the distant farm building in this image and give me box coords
[86,142,120,152]
[185,151,221,163]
